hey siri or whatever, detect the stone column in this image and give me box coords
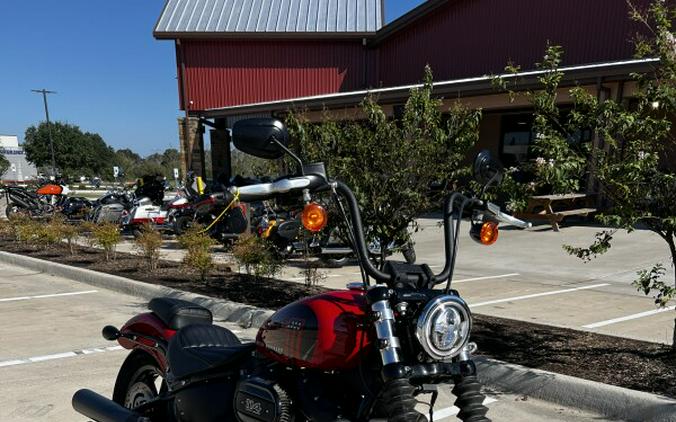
[210,128,231,184]
[177,117,206,180]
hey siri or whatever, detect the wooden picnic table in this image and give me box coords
[515,193,597,231]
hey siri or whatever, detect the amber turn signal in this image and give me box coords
[470,221,499,245]
[301,203,328,232]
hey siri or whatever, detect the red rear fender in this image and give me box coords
[118,312,177,349]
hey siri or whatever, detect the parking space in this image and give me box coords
[0,261,611,421]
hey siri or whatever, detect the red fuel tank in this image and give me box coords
[256,289,373,370]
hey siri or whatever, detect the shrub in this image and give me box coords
[134,223,162,271]
[178,226,216,282]
[231,233,283,279]
[299,260,326,287]
[90,222,121,261]
[14,218,41,245]
[0,218,16,240]
[38,218,65,248]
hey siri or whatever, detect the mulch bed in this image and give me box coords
[1,237,674,398]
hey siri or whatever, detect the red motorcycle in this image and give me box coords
[72,119,530,422]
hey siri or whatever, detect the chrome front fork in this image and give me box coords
[371,298,402,365]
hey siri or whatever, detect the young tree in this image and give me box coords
[494,1,676,329]
[287,67,481,264]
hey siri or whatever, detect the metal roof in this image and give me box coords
[154,0,384,38]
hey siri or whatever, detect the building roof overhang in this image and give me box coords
[195,58,659,119]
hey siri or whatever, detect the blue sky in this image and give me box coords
[0,1,426,156]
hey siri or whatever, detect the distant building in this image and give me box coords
[0,135,38,182]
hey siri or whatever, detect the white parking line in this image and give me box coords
[0,345,124,368]
[0,290,98,303]
[470,283,610,308]
[454,273,519,283]
[582,305,676,329]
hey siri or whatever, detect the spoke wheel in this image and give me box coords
[113,352,165,410]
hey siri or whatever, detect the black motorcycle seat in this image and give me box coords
[148,298,213,330]
[167,324,254,379]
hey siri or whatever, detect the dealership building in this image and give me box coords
[154,0,655,183]
[0,135,37,182]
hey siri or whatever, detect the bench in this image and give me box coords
[515,193,597,231]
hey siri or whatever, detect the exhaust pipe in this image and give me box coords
[72,389,149,422]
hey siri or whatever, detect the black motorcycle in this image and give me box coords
[72,118,530,422]
[3,185,54,219]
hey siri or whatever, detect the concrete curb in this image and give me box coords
[2,250,675,421]
[0,251,274,329]
[475,356,676,422]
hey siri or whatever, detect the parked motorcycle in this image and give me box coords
[72,118,530,422]
[94,175,167,234]
[88,188,136,225]
[3,183,75,219]
[255,204,416,268]
[163,173,249,242]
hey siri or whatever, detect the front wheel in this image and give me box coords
[112,351,165,409]
[173,215,193,236]
[5,203,28,219]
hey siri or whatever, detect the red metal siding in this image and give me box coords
[376,0,648,87]
[181,40,367,110]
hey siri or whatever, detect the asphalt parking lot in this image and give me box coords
[0,261,609,421]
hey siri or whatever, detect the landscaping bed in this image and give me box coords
[0,237,674,399]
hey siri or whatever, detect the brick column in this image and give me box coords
[177,117,206,180]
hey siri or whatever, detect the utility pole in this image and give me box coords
[31,89,57,178]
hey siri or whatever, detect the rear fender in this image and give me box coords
[118,312,176,372]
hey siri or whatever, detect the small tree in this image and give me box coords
[286,67,481,264]
[178,226,216,282]
[42,215,81,254]
[90,223,121,261]
[134,223,162,271]
[494,1,676,342]
[231,233,283,279]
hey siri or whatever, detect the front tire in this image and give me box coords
[173,215,193,236]
[6,204,27,219]
[112,351,165,409]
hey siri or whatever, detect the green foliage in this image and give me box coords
[231,233,283,279]
[113,148,180,181]
[494,1,676,308]
[90,222,121,261]
[563,230,615,262]
[0,154,10,176]
[24,122,116,178]
[14,218,42,245]
[286,66,481,256]
[231,150,282,179]
[134,223,163,271]
[633,264,675,306]
[178,226,216,282]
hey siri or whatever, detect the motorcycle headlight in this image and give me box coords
[416,295,471,360]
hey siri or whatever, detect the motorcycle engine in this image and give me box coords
[234,377,293,422]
